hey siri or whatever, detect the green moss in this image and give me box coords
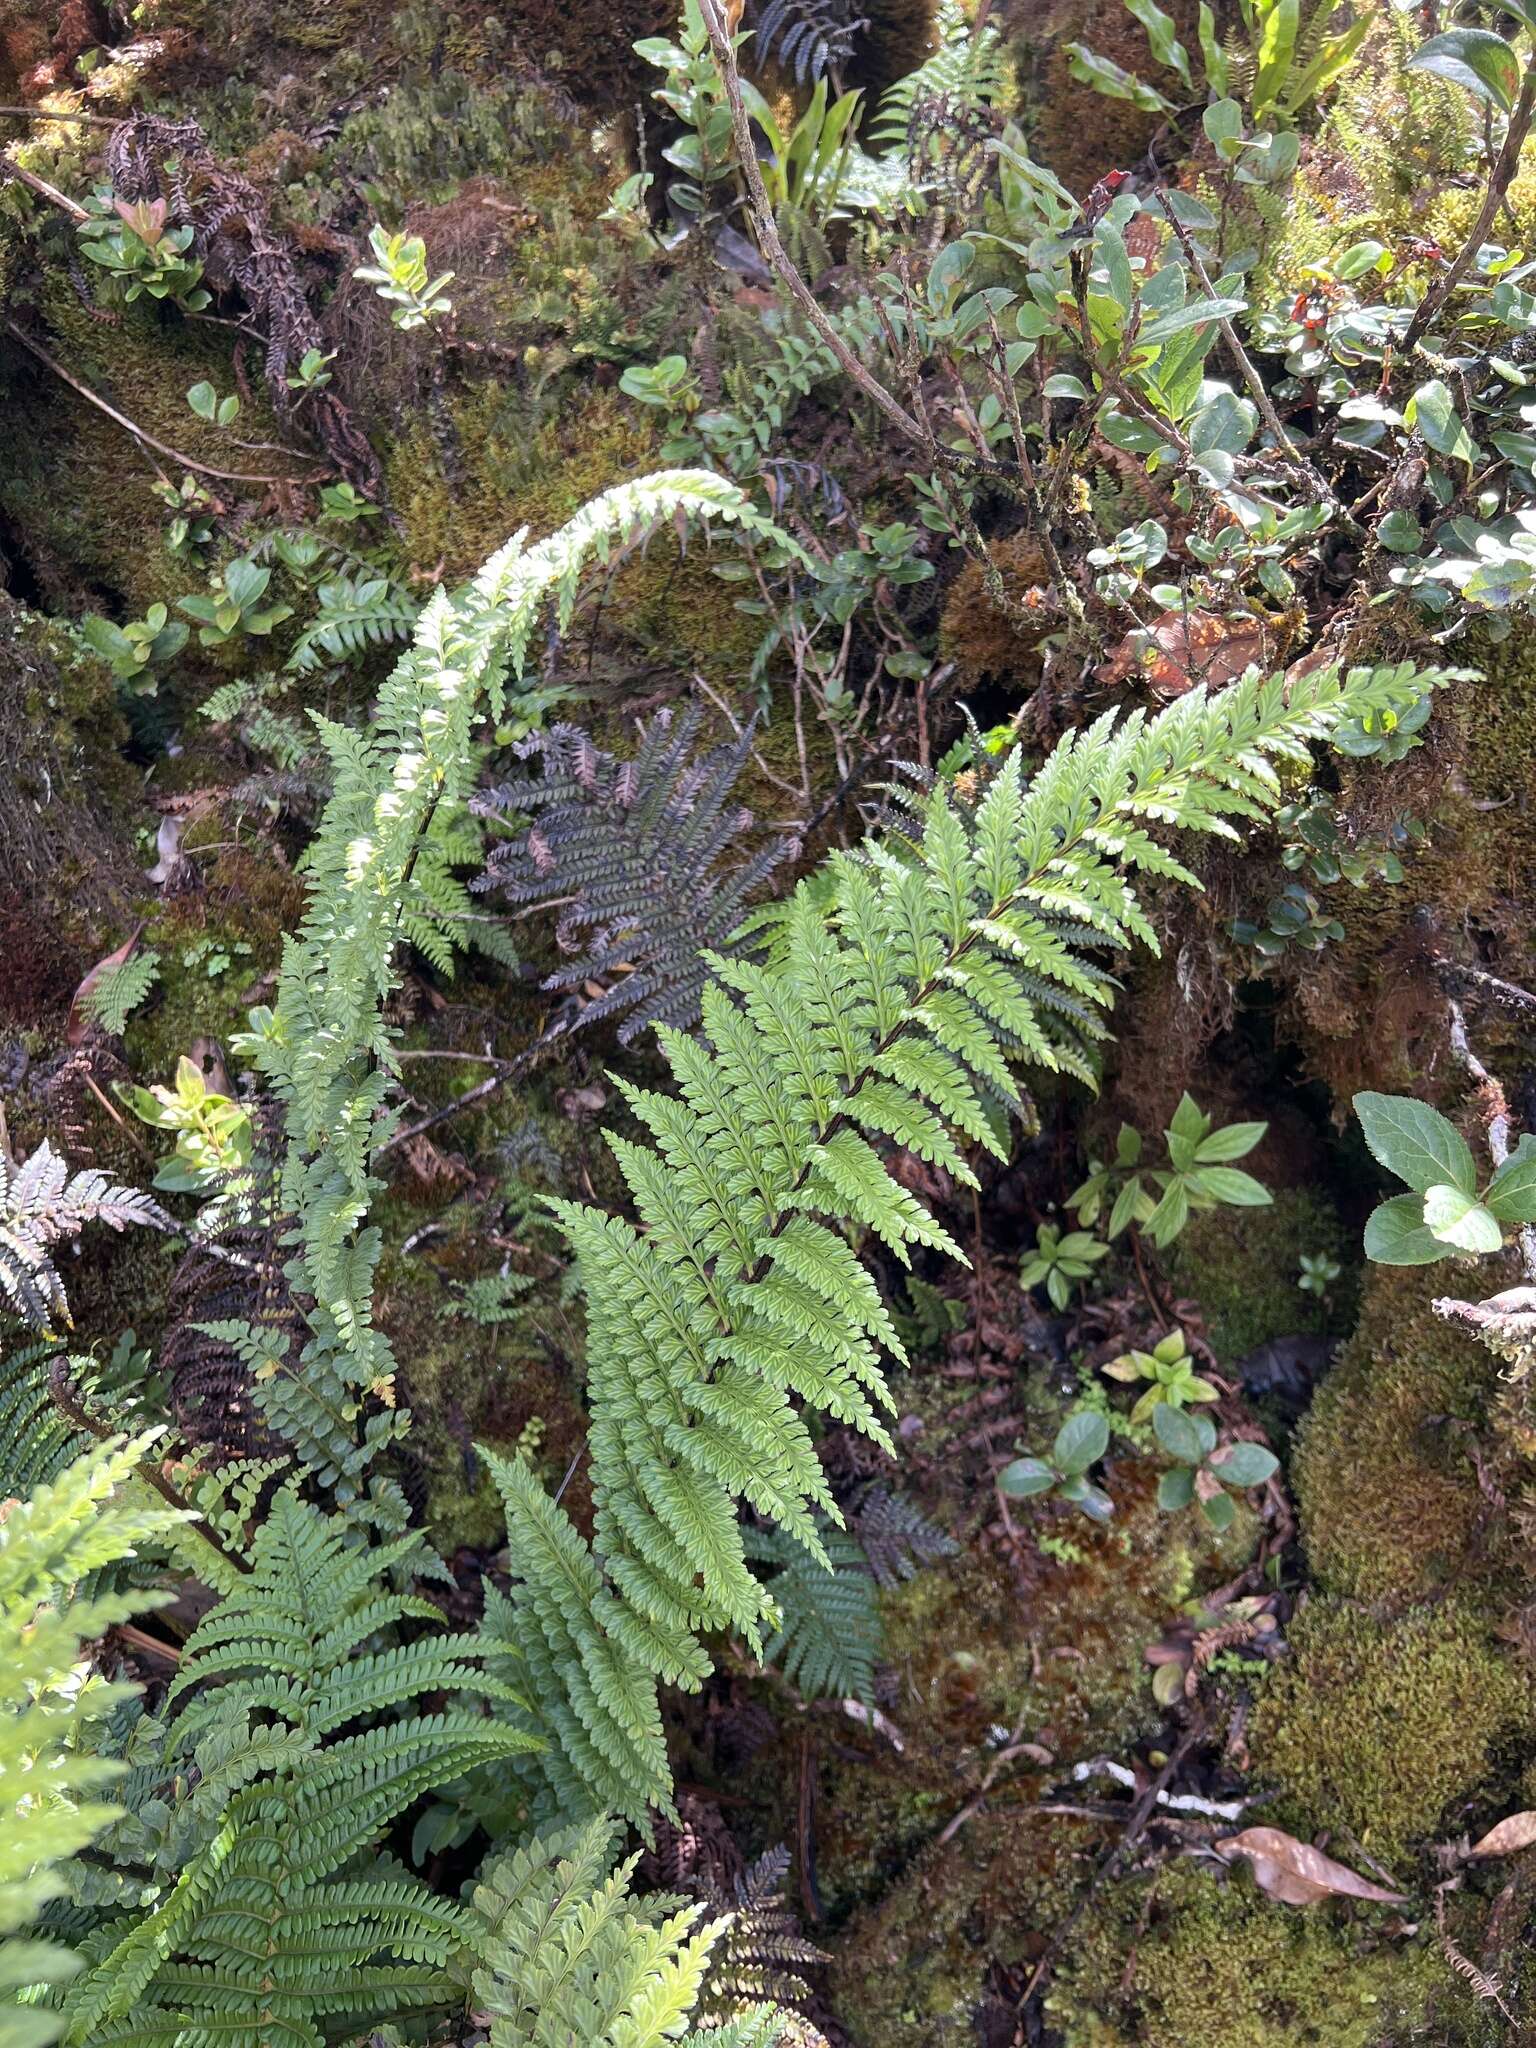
[1168,1188,1351,1366]
[1294,1263,1515,1606]
[1049,1860,1443,2048]
[1248,1597,1531,1863]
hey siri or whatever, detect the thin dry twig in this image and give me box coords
[3,317,308,485]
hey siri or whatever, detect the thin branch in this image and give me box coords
[1406,63,1536,351]
[3,317,308,485]
[0,103,116,126]
[1,157,87,220]
[695,0,927,447]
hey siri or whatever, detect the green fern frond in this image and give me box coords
[745,1521,881,1703]
[245,470,796,1533]
[489,655,1458,1826]
[469,1815,785,2048]
[0,1436,186,2048]
[56,1487,541,2047]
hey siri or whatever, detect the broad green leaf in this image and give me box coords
[1198,4,1230,95]
[1064,41,1177,113]
[1362,1192,1450,1265]
[997,1457,1055,1498]
[1189,1166,1271,1208]
[1138,296,1247,345]
[1152,1403,1205,1466]
[1408,379,1480,465]
[1486,1135,1536,1223]
[1194,1120,1266,1163]
[1157,1465,1196,1510]
[1422,1183,1503,1254]
[1406,28,1520,112]
[1125,0,1194,87]
[1201,1490,1237,1531]
[1208,1440,1278,1488]
[1252,0,1300,118]
[1354,1091,1476,1194]
[1054,1408,1110,1476]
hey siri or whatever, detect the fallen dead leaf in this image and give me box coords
[145,814,186,886]
[1470,1811,1536,1858]
[67,925,146,1046]
[1098,610,1266,698]
[1215,1826,1406,1906]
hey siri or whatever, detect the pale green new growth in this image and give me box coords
[470,1814,783,2048]
[245,470,792,1530]
[1,1435,185,2048]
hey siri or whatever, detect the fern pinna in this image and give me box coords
[490,656,1456,1825]
[241,471,792,1533]
[58,1487,540,2047]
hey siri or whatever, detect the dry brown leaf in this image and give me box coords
[1470,1811,1536,1858]
[66,925,146,1046]
[1216,1826,1406,1906]
[1098,610,1266,698]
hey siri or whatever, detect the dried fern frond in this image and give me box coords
[853,1485,957,1588]
[0,1142,172,1335]
[701,1845,830,2038]
[750,0,868,84]
[160,1118,299,1461]
[473,703,798,1045]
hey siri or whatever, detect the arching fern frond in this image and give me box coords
[243,470,794,1532]
[486,656,1459,1825]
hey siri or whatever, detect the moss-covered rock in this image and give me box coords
[1048,1859,1443,2048]
[1293,1262,1520,1607]
[1247,1596,1531,1864]
[1169,1187,1352,1367]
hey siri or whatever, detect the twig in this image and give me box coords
[1407,64,1536,351]
[1019,1719,1205,2018]
[3,318,304,485]
[1446,997,1536,1281]
[1,157,87,220]
[1152,190,1315,482]
[0,103,116,126]
[47,1358,251,1574]
[696,0,926,448]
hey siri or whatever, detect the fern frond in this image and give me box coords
[490,655,1458,1824]
[0,1436,186,2047]
[57,1486,541,2047]
[248,470,794,1532]
[474,705,798,1045]
[745,1520,881,1703]
[750,0,868,84]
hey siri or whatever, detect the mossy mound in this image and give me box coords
[1247,1597,1531,1864]
[1293,1262,1520,1607]
[1048,1859,1443,2048]
[1168,1187,1351,1367]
